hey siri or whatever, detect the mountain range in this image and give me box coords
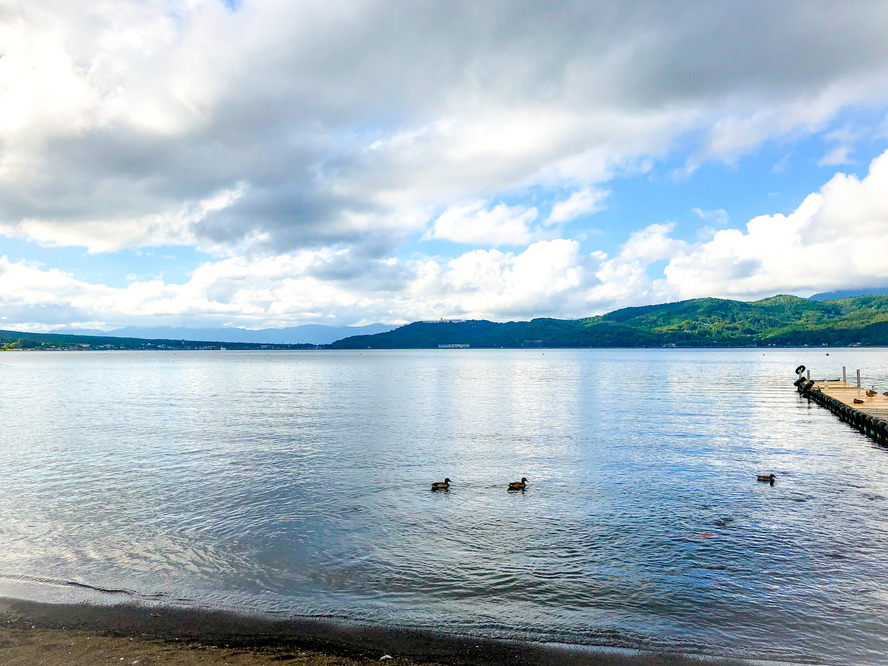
[808,288,888,301]
[330,294,888,348]
[5,293,888,351]
[50,323,396,345]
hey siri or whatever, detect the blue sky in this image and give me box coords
[2,1,888,332]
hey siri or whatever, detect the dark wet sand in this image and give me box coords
[0,597,755,665]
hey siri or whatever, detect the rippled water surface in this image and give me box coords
[2,349,888,663]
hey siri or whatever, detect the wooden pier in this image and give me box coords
[795,369,888,445]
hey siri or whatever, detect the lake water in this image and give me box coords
[2,348,888,664]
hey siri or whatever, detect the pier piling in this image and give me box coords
[795,369,888,445]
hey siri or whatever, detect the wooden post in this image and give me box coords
[807,369,811,380]
[857,369,861,388]
[843,366,847,383]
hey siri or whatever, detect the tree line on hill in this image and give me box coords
[328,294,888,348]
[4,294,888,351]
[0,330,318,351]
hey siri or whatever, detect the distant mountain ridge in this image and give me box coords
[330,294,888,348]
[808,288,888,301]
[6,293,888,351]
[51,323,396,345]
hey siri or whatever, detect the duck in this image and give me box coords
[508,477,528,491]
[756,474,776,484]
[853,398,865,404]
[431,478,451,491]
[866,390,877,398]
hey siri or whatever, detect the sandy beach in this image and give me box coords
[0,598,756,666]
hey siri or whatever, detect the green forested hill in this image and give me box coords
[0,329,315,351]
[330,294,888,348]
[6,294,888,351]
[329,318,662,349]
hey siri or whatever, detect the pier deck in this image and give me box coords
[813,380,888,421]
[797,374,888,445]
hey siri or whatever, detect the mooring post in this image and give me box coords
[843,366,847,383]
[857,369,861,388]
[807,369,811,380]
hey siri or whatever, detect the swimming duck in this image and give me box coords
[756,474,776,484]
[508,477,528,490]
[431,478,451,491]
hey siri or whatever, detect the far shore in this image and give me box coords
[0,597,765,666]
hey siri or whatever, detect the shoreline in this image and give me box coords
[0,597,766,666]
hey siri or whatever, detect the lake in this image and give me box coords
[1,348,887,664]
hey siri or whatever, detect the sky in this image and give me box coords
[3,0,888,332]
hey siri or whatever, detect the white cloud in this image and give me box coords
[663,150,888,298]
[0,183,248,253]
[546,188,608,225]
[1,1,888,256]
[824,125,860,144]
[5,2,888,330]
[0,240,606,329]
[427,201,539,246]
[818,145,854,166]
[692,208,729,227]
[772,153,791,174]
[6,148,888,330]
[618,223,686,263]
[692,207,730,239]
[817,124,861,166]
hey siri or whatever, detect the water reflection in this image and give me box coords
[1,349,888,663]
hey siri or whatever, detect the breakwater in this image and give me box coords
[795,365,888,445]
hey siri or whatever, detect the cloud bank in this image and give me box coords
[1,1,888,329]
[5,148,888,331]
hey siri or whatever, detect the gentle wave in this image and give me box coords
[1,349,888,664]
[0,573,136,596]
